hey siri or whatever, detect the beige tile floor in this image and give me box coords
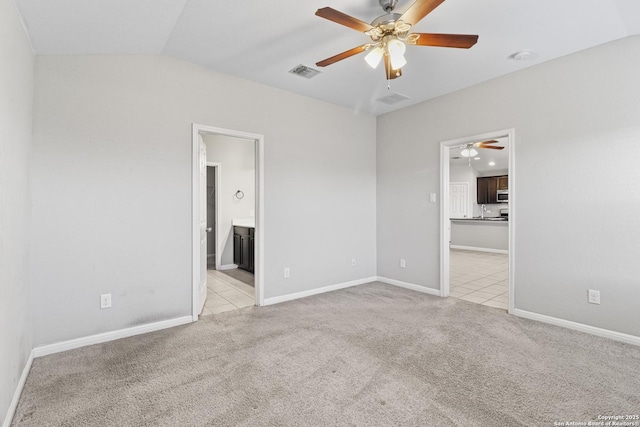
[200,269,255,316]
[449,249,509,310]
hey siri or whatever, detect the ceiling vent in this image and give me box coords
[289,64,321,79]
[376,92,410,105]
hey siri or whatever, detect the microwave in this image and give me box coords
[497,190,509,203]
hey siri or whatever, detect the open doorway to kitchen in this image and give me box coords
[440,129,515,312]
[192,124,264,321]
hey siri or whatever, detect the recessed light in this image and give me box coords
[511,50,538,61]
[488,161,496,166]
[474,157,481,160]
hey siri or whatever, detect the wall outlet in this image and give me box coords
[351,258,356,267]
[588,289,600,304]
[400,258,406,268]
[429,193,437,203]
[284,267,290,278]
[100,293,112,309]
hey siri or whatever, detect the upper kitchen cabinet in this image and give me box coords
[477,175,508,204]
[498,176,508,190]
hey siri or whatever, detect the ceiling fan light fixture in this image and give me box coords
[461,148,478,157]
[389,52,407,70]
[387,38,406,69]
[365,46,384,68]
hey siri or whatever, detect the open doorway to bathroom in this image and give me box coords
[202,135,256,316]
[440,129,515,312]
[191,124,264,321]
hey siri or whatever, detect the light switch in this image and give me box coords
[429,193,437,203]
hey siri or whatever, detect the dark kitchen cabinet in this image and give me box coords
[233,226,254,273]
[477,175,508,204]
[498,176,509,190]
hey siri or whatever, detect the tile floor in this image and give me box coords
[449,249,509,310]
[201,269,255,316]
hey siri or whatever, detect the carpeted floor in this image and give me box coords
[12,282,640,426]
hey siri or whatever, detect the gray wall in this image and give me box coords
[204,134,255,267]
[31,55,377,346]
[0,0,34,420]
[377,36,640,337]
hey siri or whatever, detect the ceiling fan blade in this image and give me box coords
[477,145,504,150]
[316,45,368,67]
[315,7,374,33]
[384,55,402,79]
[410,33,479,49]
[399,0,445,26]
[476,140,499,145]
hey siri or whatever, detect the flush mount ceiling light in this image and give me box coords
[489,161,496,166]
[314,0,479,82]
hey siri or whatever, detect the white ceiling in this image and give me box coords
[15,0,640,115]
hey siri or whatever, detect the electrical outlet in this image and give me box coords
[351,258,356,267]
[588,289,600,304]
[284,267,290,278]
[100,293,112,309]
[400,258,406,268]
[429,193,437,203]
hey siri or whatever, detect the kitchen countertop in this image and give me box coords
[232,218,255,228]
[450,217,508,222]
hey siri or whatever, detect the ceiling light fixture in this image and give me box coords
[489,161,496,166]
[460,148,478,157]
[365,46,384,68]
[365,37,407,70]
[314,0,479,84]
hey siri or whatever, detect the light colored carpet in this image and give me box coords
[12,282,640,426]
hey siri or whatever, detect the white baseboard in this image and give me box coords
[263,277,377,306]
[2,350,35,427]
[377,276,442,297]
[218,264,237,271]
[512,309,640,347]
[450,245,508,254]
[33,316,193,358]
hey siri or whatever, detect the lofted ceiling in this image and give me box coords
[15,0,640,115]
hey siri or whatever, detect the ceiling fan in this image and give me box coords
[457,140,503,165]
[315,0,478,80]
[459,140,504,157]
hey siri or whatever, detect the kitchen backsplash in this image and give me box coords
[474,203,507,218]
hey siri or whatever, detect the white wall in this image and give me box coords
[204,134,255,266]
[31,55,377,346]
[0,0,33,421]
[377,36,640,337]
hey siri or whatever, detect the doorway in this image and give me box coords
[440,129,515,313]
[206,164,219,270]
[192,124,264,321]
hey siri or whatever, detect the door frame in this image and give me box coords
[440,128,515,313]
[206,162,221,271]
[192,124,265,321]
